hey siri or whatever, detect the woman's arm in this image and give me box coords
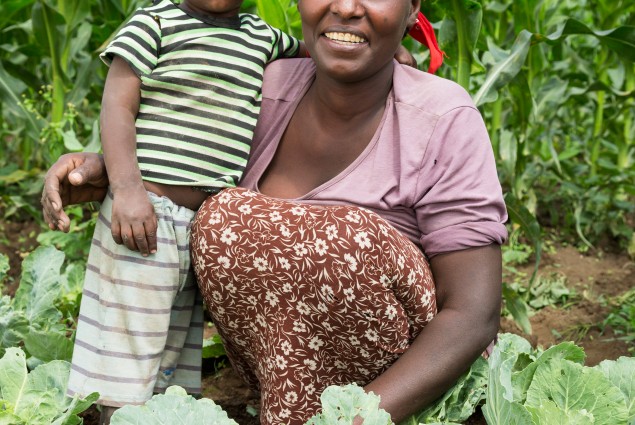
[364,244,502,424]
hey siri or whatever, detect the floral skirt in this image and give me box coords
[191,188,437,425]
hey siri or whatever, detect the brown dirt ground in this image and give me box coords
[0,215,40,297]
[500,245,634,367]
[2,216,633,425]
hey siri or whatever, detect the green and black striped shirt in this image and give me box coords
[101,0,300,191]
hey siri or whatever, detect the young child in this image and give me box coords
[66,0,305,422]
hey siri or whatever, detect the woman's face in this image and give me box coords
[298,0,420,83]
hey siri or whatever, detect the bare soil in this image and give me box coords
[2,216,633,425]
[0,215,39,297]
[500,245,634,367]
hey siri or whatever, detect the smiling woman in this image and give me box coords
[40,0,507,424]
[299,0,415,83]
[190,0,507,423]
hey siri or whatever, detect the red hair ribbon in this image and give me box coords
[408,11,445,74]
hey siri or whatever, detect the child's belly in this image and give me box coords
[143,181,210,211]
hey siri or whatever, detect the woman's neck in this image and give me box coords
[308,62,395,122]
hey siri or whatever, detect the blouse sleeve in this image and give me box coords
[100,9,161,77]
[414,106,508,257]
[266,25,300,62]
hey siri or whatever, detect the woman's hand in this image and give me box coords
[41,152,109,232]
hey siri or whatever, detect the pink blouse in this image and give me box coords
[239,59,507,257]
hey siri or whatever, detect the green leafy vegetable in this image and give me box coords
[483,333,634,425]
[0,254,9,284]
[525,357,628,424]
[0,247,75,362]
[202,333,227,359]
[597,357,635,422]
[0,347,98,425]
[13,246,65,325]
[409,356,488,423]
[0,296,29,357]
[305,384,392,425]
[110,386,238,425]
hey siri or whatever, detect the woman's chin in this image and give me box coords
[317,58,392,84]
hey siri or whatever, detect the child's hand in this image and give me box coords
[110,185,158,256]
[395,45,417,68]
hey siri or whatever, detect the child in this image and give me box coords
[66,0,305,422]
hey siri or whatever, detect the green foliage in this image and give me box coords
[420,0,635,254]
[412,0,635,333]
[597,357,635,420]
[110,386,238,425]
[0,254,9,285]
[0,347,98,425]
[36,204,96,261]
[482,333,634,425]
[405,357,488,424]
[603,288,635,352]
[0,164,45,222]
[253,0,301,39]
[305,384,392,425]
[0,246,80,361]
[105,336,634,425]
[202,332,227,359]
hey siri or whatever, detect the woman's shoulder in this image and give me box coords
[262,58,316,101]
[392,63,476,116]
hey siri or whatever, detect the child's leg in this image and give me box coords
[67,190,197,407]
[99,406,118,425]
[153,210,203,394]
[153,272,204,394]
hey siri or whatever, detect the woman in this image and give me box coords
[42,0,507,423]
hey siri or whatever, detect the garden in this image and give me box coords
[0,0,634,424]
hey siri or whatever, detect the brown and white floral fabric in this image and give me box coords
[191,188,437,425]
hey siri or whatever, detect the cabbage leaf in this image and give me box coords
[597,357,635,423]
[525,357,628,424]
[305,384,392,425]
[110,386,238,425]
[0,347,98,425]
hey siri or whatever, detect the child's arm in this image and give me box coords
[101,55,157,256]
[395,45,417,68]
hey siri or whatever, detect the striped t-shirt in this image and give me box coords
[100,0,300,191]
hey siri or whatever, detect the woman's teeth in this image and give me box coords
[324,32,367,43]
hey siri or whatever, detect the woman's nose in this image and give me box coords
[330,0,364,19]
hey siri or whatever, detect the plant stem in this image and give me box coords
[41,1,66,123]
[491,96,503,155]
[618,63,634,171]
[590,90,605,177]
[451,0,472,90]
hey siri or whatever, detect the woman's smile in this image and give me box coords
[324,32,367,44]
[321,30,369,53]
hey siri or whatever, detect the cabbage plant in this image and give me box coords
[0,347,98,425]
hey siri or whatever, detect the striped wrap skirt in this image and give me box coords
[67,190,204,407]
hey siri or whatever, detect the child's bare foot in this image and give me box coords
[99,406,118,425]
